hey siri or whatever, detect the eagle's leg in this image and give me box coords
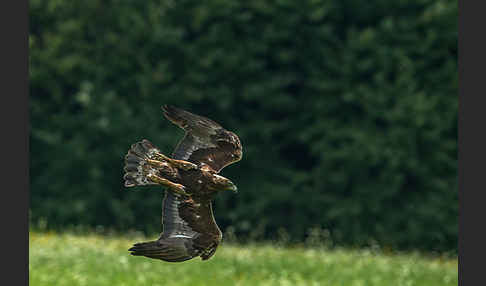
[145,159,179,179]
[145,159,167,169]
[146,173,190,196]
[152,152,198,171]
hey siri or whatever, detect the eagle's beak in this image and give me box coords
[228,183,238,194]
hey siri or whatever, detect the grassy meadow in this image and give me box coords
[29,231,457,286]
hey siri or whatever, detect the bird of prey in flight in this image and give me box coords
[123,105,243,262]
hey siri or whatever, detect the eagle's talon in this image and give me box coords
[173,184,190,196]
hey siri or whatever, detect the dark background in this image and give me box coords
[29,0,457,253]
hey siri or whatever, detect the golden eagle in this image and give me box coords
[123,105,242,262]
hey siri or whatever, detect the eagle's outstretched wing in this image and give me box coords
[129,191,200,262]
[162,105,243,173]
[129,191,222,262]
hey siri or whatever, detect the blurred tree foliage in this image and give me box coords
[30,0,457,252]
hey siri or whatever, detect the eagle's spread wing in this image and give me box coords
[161,191,197,238]
[162,105,242,173]
[129,191,221,262]
[129,191,200,262]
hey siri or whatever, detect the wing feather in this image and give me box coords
[162,105,242,172]
[161,191,197,238]
[129,237,198,262]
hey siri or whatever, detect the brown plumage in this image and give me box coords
[123,105,242,262]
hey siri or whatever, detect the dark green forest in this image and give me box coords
[30,0,457,252]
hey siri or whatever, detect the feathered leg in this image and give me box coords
[152,152,198,171]
[146,173,190,196]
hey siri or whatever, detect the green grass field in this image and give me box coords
[29,232,457,286]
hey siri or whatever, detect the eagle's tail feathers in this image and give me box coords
[123,139,160,187]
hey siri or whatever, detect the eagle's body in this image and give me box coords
[123,105,242,262]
